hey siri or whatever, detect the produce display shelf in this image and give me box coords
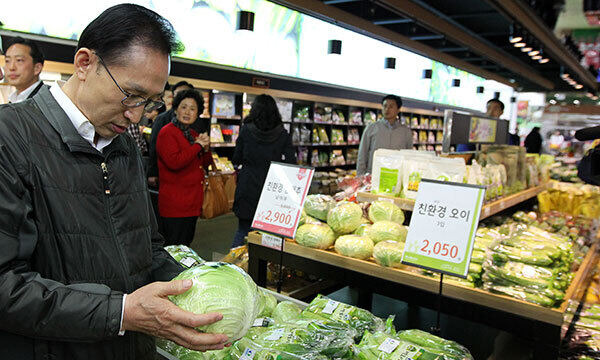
[247,232,599,359]
[356,184,548,220]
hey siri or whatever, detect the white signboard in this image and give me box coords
[401,179,485,277]
[252,162,314,238]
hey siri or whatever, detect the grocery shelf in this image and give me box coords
[356,184,548,220]
[212,115,241,120]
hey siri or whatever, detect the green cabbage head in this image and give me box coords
[368,201,405,224]
[271,301,302,323]
[304,194,336,221]
[170,262,260,341]
[327,202,363,234]
[354,224,372,237]
[257,288,277,317]
[295,223,336,249]
[334,235,374,260]
[368,221,408,244]
[373,241,405,268]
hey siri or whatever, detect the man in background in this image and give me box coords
[4,37,47,103]
[357,94,412,175]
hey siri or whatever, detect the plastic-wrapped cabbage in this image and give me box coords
[272,301,302,323]
[354,224,371,237]
[368,221,408,244]
[298,210,321,227]
[300,295,384,336]
[373,241,405,268]
[257,289,278,317]
[170,262,260,341]
[356,330,473,360]
[156,338,210,360]
[304,194,336,221]
[295,223,335,249]
[368,201,405,224]
[327,202,363,234]
[165,244,205,268]
[334,235,374,260]
[228,332,332,360]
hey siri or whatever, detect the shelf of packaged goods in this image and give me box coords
[247,232,599,328]
[356,184,548,219]
[347,142,360,146]
[210,143,236,148]
[331,142,348,146]
[211,115,241,120]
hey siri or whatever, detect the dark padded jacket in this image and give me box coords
[0,87,183,360]
[232,123,296,220]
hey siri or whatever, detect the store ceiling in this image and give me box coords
[275,0,599,93]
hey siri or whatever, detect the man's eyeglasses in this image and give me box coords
[95,52,165,109]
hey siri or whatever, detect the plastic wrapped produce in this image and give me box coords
[300,294,385,336]
[257,289,278,317]
[355,330,473,360]
[334,235,374,260]
[165,245,205,268]
[295,223,336,249]
[368,201,405,224]
[373,241,405,268]
[327,202,363,234]
[368,221,408,244]
[271,301,302,323]
[304,194,336,221]
[170,262,261,341]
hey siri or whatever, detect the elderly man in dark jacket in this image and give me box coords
[0,4,228,360]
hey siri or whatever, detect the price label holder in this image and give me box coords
[401,179,485,334]
[252,162,314,293]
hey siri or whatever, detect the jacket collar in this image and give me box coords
[33,86,129,156]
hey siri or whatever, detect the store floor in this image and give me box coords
[189,212,238,261]
[188,215,534,360]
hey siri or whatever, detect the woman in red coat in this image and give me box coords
[157,89,213,246]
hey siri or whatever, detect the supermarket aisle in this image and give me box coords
[189,213,238,261]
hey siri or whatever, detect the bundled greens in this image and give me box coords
[165,245,205,268]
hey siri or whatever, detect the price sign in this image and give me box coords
[252,162,314,238]
[401,179,485,278]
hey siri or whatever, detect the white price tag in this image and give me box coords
[377,338,400,353]
[264,328,285,341]
[239,348,256,360]
[252,163,314,238]
[261,233,283,250]
[322,299,340,314]
[401,180,485,278]
[180,257,197,268]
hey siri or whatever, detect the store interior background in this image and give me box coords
[3,0,600,359]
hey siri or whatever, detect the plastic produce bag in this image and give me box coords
[165,245,205,268]
[300,295,385,336]
[257,289,278,318]
[304,194,336,221]
[355,330,473,360]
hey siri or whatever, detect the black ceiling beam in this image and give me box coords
[410,34,444,41]
[323,0,361,4]
[449,11,498,20]
[372,18,413,25]
[438,47,469,52]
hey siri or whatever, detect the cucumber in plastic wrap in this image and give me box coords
[355,330,473,360]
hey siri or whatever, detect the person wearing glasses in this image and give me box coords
[156,89,213,246]
[0,4,228,360]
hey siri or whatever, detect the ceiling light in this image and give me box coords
[528,50,540,56]
[514,42,526,48]
[509,23,523,43]
[549,99,557,104]
[539,58,549,64]
[384,57,396,69]
[575,84,583,89]
[521,46,533,52]
[328,39,342,55]
[532,55,542,60]
[560,73,570,79]
[236,11,255,31]
[593,96,599,100]
[574,99,580,105]
[587,92,594,98]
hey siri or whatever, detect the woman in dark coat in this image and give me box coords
[231,94,296,247]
